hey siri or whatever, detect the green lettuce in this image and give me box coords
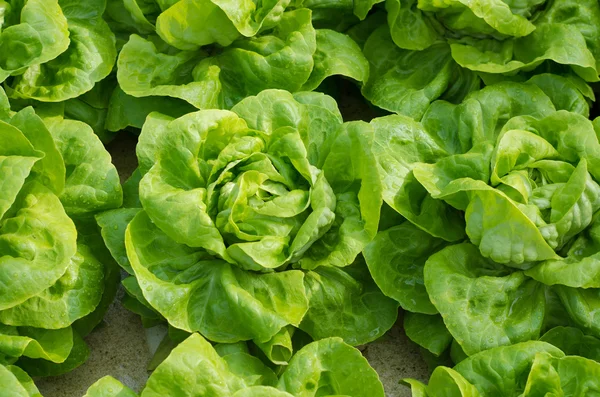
[97,89,397,352]
[109,0,369,112]
[361,22,480,120]
[0,0,69,83]
[358,0,600,119]
[364,80,600,358]
[0,0,119,141]
[3,0,116,103]
[0,87,122,378]
[99,0,371,138]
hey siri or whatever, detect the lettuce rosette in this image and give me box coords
[83,334,385,397]
[0,0,119,143]
[404,341,600,396]
[101,0,369,133]
[97,89,397,362]
[1,0,116,103]
[363,78,600,363]
[358,0,600,119]
[0,87,122,378]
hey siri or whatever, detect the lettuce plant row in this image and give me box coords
[1,0,600,396]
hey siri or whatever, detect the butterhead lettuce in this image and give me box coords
[110,0,369,111]
[98,89,397,354]
[364,80,600,360]
[3,0,600,392]
[358,0,600,119]
[0,87,122,378]
[2,0,117,103]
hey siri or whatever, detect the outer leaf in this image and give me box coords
[450,24,598,81]
[404,313,452,357]
[370,114,466,241]
[540,327,600,362]
[362,26,456,120]
[105,86,196,132]
[155,0,289,50]
[526,251,600,289]
[299,261,398,346]
[84,376,138,397]
[0,326,73,363]
[234,387,293,397]
[105,0,156,36]
[424,243,546,355]
[426,366,481,397]
[253,326,294,366]
[220,352,278,387]
[301,29,369,91]
[0,182,76,310]
[526,74,590,117]
[18,329,89,377]
[527,353,600,396]
[401,379,428,397]
[141,334,245,396]
[453,341,564,396]
[8,107,65,194]
[0,119,42,219]
[207,9,317,108]
[0,364,33,397]
[386,0,439,51]
[96,208,142,274]
[117,34,222,109]
[554,286,600,339]
[277,337,385,397]
[536,0,600,75]
[3,365,42,397]
[71,218,122,337]
[45,117,123,216]
[364,222,446,314]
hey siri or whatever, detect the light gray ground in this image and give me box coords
[37,89,430,396]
